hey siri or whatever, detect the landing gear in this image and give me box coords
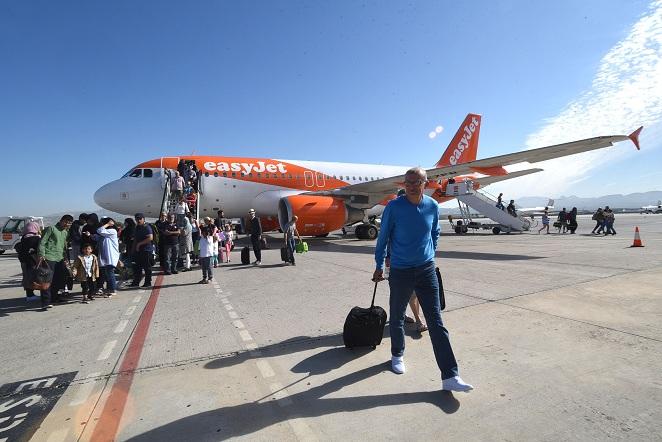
[492,227,501,235]
[355,224,379,240]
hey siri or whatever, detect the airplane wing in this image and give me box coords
[303,129,641,207]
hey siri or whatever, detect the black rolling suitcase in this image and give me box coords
[241,246,250,264]
[343,281,387,349]
[280,246,289,262]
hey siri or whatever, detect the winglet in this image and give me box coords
[628,126,643,150]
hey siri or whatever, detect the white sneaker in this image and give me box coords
[442,376,474,392]
[391,356,405,374]
[254,261,261,266]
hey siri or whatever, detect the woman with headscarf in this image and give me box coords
[17,222,41,302]
[120,217,136,254]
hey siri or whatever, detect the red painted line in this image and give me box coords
[90,275,164,442]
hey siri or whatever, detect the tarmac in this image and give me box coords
[0,214,660,441]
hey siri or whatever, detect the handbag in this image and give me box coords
[62,259,73,279]
[436,267,446,311]
[295,241,308,253]
[30,259,53,291]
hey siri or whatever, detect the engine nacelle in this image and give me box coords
[278,195,364,236]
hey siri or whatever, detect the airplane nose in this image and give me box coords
[94,182,116,211]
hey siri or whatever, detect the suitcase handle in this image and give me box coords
[370,281,378,309]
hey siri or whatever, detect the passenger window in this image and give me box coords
[359,177,363,181]
[214,172,219,177]
[129,169,142,178]
[144,169,153,178]
[223,172,228,177]
[205,172,210,177]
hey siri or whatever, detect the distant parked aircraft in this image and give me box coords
[640,200,662,214]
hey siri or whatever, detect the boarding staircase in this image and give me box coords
[160,168,201,221]
[445,181,531,232]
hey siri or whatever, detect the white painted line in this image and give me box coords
[125,305,137,316]
[133,295,142,303]
[221,298,230,304]
[245,343,258,350]
[228,311,239,319]
[232,320,245,329]
[224,304,233,311]
[97,341,117,361]
[69,372,101,406]
[114,320,129,334]
[139,289,146,293]
[239,330,253,341]
[46,428,70,442]
[216,288,223,293]
[256,360,275,378]
[269,382,293,406]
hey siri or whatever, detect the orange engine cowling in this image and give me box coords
[278,195,364,236]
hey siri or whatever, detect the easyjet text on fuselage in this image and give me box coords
[204,161,288,174]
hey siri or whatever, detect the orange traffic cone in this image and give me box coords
[631,226,644,247]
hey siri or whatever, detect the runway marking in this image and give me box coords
[245,342,258,350]
[97,341,117,361]
[139,289,145,293]
[114,320,129,334]
[45,428,70,442]
[125,305,137,316]
[68,373,101,406]
[221,298,230,304]
[90,274,164,442]
[232,320,245,329]
[224,304,233,311]
[239,330,253,341]
[228,311,238,319]
[133,295,142,303]
[256,360,275,378]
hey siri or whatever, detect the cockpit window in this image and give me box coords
[144,169,153,178]
[129,169,142,177]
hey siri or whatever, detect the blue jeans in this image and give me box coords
[388,261,459,380]
[102,265,117,292]
[165,244,179,272]
[286,237,296,263]
[200,257,213,280]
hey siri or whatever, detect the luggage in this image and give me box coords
[241,246,250,264]
[260,237,268,249]
[295,241,308,254]
[280,246,289,262]
[30,259,53,291]
[343,281,387,349]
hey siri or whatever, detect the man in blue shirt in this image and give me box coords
[373,167,473,392]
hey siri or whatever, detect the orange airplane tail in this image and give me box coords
[435,113,482,167]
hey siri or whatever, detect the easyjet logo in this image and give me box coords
[204,161,288,174]
[449,116,479,166]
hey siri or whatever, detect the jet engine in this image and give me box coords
[278,195,364,236]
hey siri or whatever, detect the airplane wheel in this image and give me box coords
[455,226,462,234]
[355,225,366,239]
[492,227,501,235]
[0,250,4,254]
[365,225,378,240]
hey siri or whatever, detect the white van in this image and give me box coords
[0,216,45,254]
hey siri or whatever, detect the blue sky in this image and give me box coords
[2,0,661,214]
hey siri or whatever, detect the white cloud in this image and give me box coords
[495,0,662,198]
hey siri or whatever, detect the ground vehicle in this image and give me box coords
[0,216,45,254]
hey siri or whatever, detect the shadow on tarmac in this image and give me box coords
[0,296,45,316]
[129,343,460,441]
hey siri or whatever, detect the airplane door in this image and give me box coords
[159,157,180,189]
[315,172,325,188]
[304,171,314,188]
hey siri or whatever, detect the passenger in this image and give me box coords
[178,216,193,271]
[212,230,220,268]
[604,207,616,235]
[155,212,169,271]
[69,213,88,264]
[173,196,190,225]
[223,224,233,262]
[198,225,214,284]
[171,171,185,201]
[283,215,302,265]
[129,213,154,288]
[163,214,181,275]
[496,193,505,210]
[120,217,136,254]
[177,159,187,179]
[506,200,517,217]
[373,167,473,391]
[38,215,74,308]
[538,209,550,234]
[81,213,99,252]
[248,208,263,265]
[591,208,604,234]
[557,208,568,234]
[567,207,578,234]
[97,218,120,297]
[17,221,41,302]
[72,244,99,303]
[214,210,228,230]
[188,165,198,189]
[190,216,200,264]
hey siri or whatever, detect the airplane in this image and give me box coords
[94,114,643,239]
[640,200,662,214]
[517,198,555,216]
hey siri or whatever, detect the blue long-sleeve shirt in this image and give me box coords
[374,194,440,270]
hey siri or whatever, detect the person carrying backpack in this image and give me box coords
[17,221,41,302]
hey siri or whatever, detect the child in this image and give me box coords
[223,224,233,263]
[198,226,214,284]
[212,230,219,268]
[72,244,99,303]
